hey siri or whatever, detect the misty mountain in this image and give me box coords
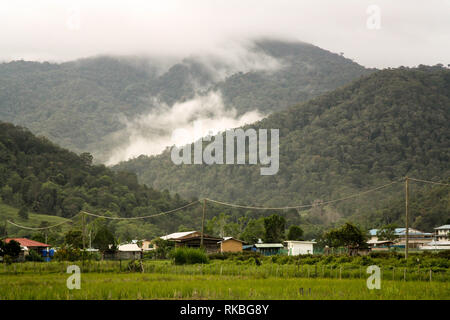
[113,66,450,231]
[0,39,371,163]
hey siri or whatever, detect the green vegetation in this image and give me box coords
[170,247,209,265]
[0,201,71,239]
[1,273,447,300]
[0,122,204,243]
[322,222,367,251]
[0,257,448,299]
[0,239,21,263]
[115,66,450,235]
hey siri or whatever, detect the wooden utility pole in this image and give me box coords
[82,211,86,250]
[405,176,409,259]
[200,199,206,247]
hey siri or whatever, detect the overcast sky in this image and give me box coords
[1,0,449,68]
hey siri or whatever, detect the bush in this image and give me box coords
[208,251,262,261]
[54,247,82,261]
[25,250,44,262]
[170,247,209,265]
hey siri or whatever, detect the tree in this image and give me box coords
[263,214,286,243]
[0,239,21,259]
[241,218,265,244]
[64,229,83,249]
[92,225,116,254]
[18,206,29,220]
[376,224,397,248]
[206,213,228,237]
[0,222,7,237]
[323,222,367,255]
[287,225,304,240]
[152,238,174,259]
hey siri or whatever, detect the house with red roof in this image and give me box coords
[3,238,51,261]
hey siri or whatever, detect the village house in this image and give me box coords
[3,238,51,261]
[116,243,143,260]
[284,240,316,255]
[434,225,450,241]
[218,237,245,253]
[368,228,433,249]
[160,231,222,253]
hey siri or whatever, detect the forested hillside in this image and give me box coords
[0,122,205,241]
[0,40,370,162]
[114,66,450,232]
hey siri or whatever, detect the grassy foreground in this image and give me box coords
[1,271,448,300]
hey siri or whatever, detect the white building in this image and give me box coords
[434,225,450,241]
[419,240,450,251]
[285,241,316,255]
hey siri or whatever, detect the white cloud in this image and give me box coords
[105,92,264,165]
[0,0,449,68]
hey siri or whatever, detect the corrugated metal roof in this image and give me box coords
[160,231,197,240]
[255,243,284,248]
[435,225,450,230]
[4,238,50,247]
[369,228,432,236]
[118,243,142,252]
[219,237,245,243]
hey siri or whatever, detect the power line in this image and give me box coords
[81,200,200,220]
[205,179,402,210]
[408,177,450,186]
[4,176,447,230]
[6,213,80,230]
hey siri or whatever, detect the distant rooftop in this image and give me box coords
[434,225,450,230]
[369,228,433,237]
[160,231,197,240]
[3,238,50,248]
[255,243,284,248]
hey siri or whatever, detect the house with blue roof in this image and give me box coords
[368,227,433,249]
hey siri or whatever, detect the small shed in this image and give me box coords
[219,237,245,253]
[285,241,316,255]
[117,243,143,260]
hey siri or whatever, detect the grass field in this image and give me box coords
[0,202,72,237]
[1,272,448,300]
[1,261,449,300]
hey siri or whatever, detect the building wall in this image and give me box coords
[436,229,449,241]
[287,243,313,255]
[141,240,152,250]
[221,240,242,253]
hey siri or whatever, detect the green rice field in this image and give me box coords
[0,261,448,300]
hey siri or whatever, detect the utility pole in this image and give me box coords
[82,211,86,251]
[200,199,206,247]
[405,176,409,259]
